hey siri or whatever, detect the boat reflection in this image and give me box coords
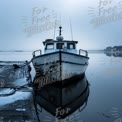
[34,75,90,120]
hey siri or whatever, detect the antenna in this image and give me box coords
[58,14,63,36]
[60,13,62,26]
[69,17,73,40]
[59,26,62,36]
[53,14,57,39]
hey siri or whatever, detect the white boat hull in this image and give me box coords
[32,51,89,86]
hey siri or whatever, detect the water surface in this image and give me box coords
[0,51,122,122]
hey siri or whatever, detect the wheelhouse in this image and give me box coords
[43,39,78,54]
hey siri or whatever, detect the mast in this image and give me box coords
[59,26,62,36]
[69,17,73,41]
[56,26,64,41]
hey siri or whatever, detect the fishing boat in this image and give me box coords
[32,26,89,85]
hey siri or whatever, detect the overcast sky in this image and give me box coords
[0,0,122,50]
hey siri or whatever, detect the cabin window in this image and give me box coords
[67,43,75,49]
[46,43,54,49]
[57,43,64,49]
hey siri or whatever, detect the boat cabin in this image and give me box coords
[43,27,78,54]
[43,38,78,54]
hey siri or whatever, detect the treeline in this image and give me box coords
[105,46,122,51]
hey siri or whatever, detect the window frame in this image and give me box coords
[46,43,54,50]
[67,43,75,49]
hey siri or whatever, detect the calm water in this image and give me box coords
[0,51,122,122]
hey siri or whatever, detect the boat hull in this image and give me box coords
[32,51,89,86]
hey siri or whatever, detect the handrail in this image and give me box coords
[32,50,42,57]
[79,49,88,57]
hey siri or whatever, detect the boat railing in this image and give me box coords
[32,50,42,57]
[79,49,88,57]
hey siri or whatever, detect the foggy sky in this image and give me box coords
[0,0,122,50]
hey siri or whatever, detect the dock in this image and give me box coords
[0,61,38,122]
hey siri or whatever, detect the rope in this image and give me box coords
[0,83,30,97]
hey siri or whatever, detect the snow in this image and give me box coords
[0,61,32,107]
[0,62,38,121]
[0,89,33,108]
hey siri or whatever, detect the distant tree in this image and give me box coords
[106,46,112,51]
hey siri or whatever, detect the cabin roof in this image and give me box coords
[43,39,78,45]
